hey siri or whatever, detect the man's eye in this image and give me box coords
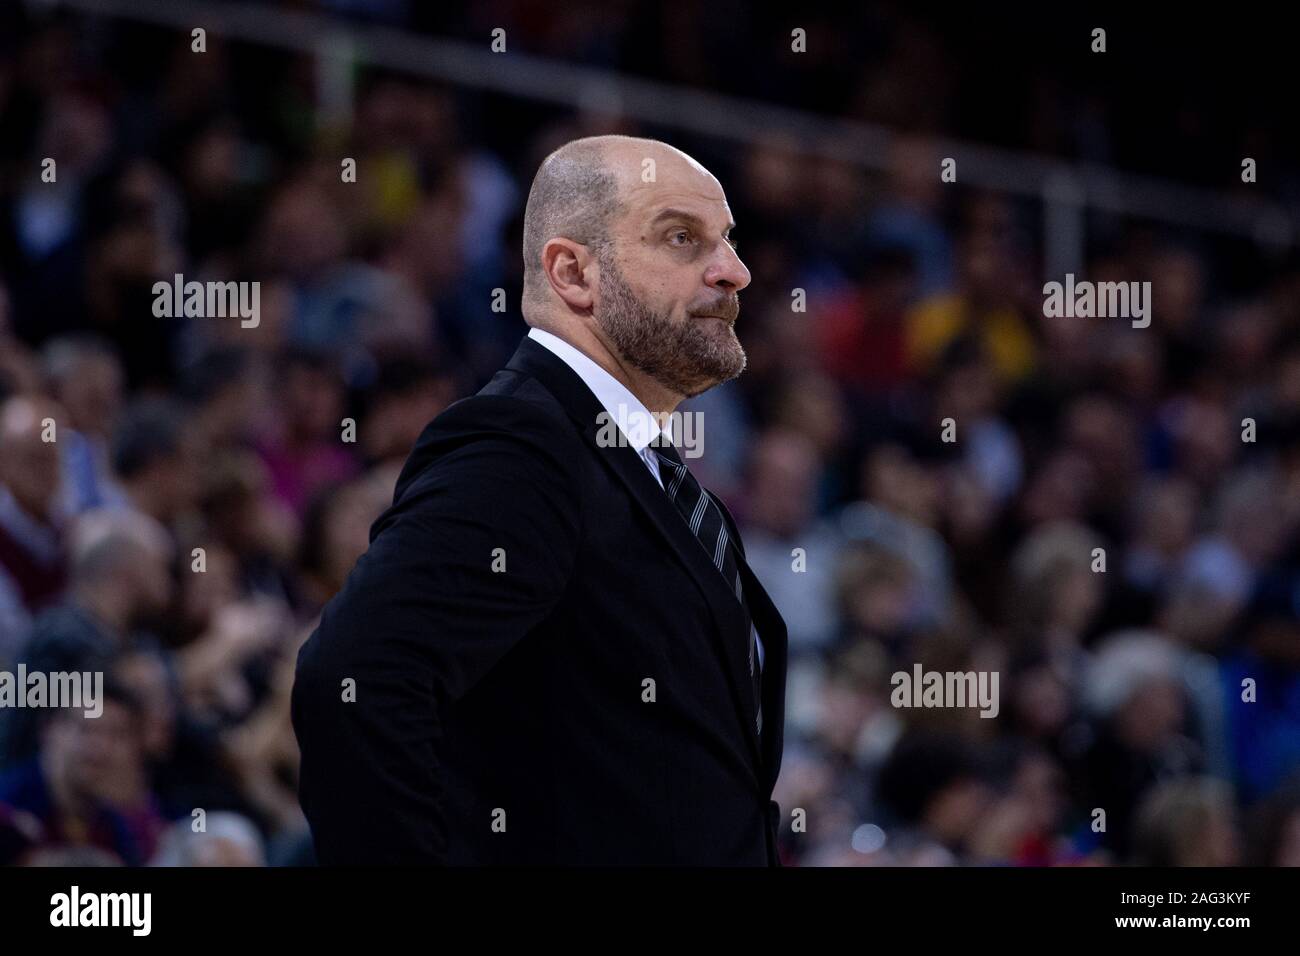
[670,230,693,245]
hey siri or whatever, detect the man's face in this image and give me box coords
[594,149,752,398]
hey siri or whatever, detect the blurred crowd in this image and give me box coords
[2,5,1300,867]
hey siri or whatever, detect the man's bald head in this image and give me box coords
[520,135,637,310]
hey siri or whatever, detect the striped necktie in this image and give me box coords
[652,449,763,737]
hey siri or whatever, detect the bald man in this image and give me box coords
[292,135,788,865]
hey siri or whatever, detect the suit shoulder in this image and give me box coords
[392,371,586,501]
[430,371,581,452]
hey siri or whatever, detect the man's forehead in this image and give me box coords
[625,183,734,230]
[606,145,724,206]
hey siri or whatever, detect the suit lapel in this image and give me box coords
[710,487,788,790]
[739,560,787,790]
[623,441,764,771]
[506,337,765,774]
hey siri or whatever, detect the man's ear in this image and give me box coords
[542,238,597,312]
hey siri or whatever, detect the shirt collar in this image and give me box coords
[527,327,673,452]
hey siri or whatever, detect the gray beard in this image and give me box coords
[593,251,746,398]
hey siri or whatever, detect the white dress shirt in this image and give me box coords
[528,327,671,486]
[527,327,764,672]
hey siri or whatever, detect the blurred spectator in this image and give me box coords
[904,210,1036,388]
[840,440,952,629]
[1221,567,1300,802]
[150,811,266,866]
[741,428,843,652]
[1006,522,1105,671]
[198,451,297,604]
[0,508,172,764]
[1075,631,1206,857]
[0,683,165,866]
[815,246,917,397]
[357,356,458,467]
[875,731,995,864]
[1130,776,1240,866]
[0,395,69,661]
[254,346,360,516]
[41,334,127,514]
[178,346,267,452]
[111,397,202,529]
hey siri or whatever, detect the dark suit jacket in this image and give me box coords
[291,335,788,865]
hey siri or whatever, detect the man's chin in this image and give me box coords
[679,346,747,397]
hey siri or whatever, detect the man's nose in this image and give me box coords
[705,244,751,293]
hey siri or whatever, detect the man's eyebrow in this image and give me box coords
[648,208,736,233]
